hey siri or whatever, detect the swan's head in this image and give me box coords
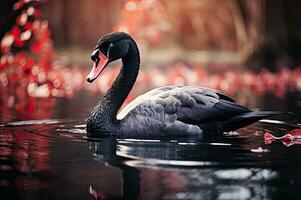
[87,32,132,83]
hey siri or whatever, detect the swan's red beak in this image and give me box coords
[87,51,109,83]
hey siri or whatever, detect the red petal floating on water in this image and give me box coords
[264,132,276,140]
[264,140,273,145]
[282,134,297,147]
[264,129,301,147]
[282,134,294,143]
[286,129,301,138]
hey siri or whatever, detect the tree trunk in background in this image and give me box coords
[41,0,121,48]
[236,0,301,71]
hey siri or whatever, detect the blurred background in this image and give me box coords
[1,0,301,122]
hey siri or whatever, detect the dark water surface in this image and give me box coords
[0,91,301,200]
[1,120,301,200]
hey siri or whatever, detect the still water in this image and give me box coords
[0,91,301,200]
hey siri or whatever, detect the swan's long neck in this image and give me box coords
[87,40,140,133]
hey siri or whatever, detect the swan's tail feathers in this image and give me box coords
[221,111,293,132]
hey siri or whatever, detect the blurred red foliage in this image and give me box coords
[0,0,85,121]
[0,1,84,98]
[113,0,169,46]
[94,63,301,106]
[0,0,300,122]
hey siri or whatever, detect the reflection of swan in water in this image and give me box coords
[89,138,140,200]
[87,138,287,200]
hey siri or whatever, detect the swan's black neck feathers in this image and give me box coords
[87,39,140,134]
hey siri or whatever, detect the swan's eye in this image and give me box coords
[91,49,100,62]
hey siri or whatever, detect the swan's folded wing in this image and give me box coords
[156,87,249,125]
[176,99,250,125]
[117,86,248,125]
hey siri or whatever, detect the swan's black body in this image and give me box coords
[86,32,287,137]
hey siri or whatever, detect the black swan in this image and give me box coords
[86,32,287,137]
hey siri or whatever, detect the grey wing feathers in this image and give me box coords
[117,85,248,126]
[175,89,249,125]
